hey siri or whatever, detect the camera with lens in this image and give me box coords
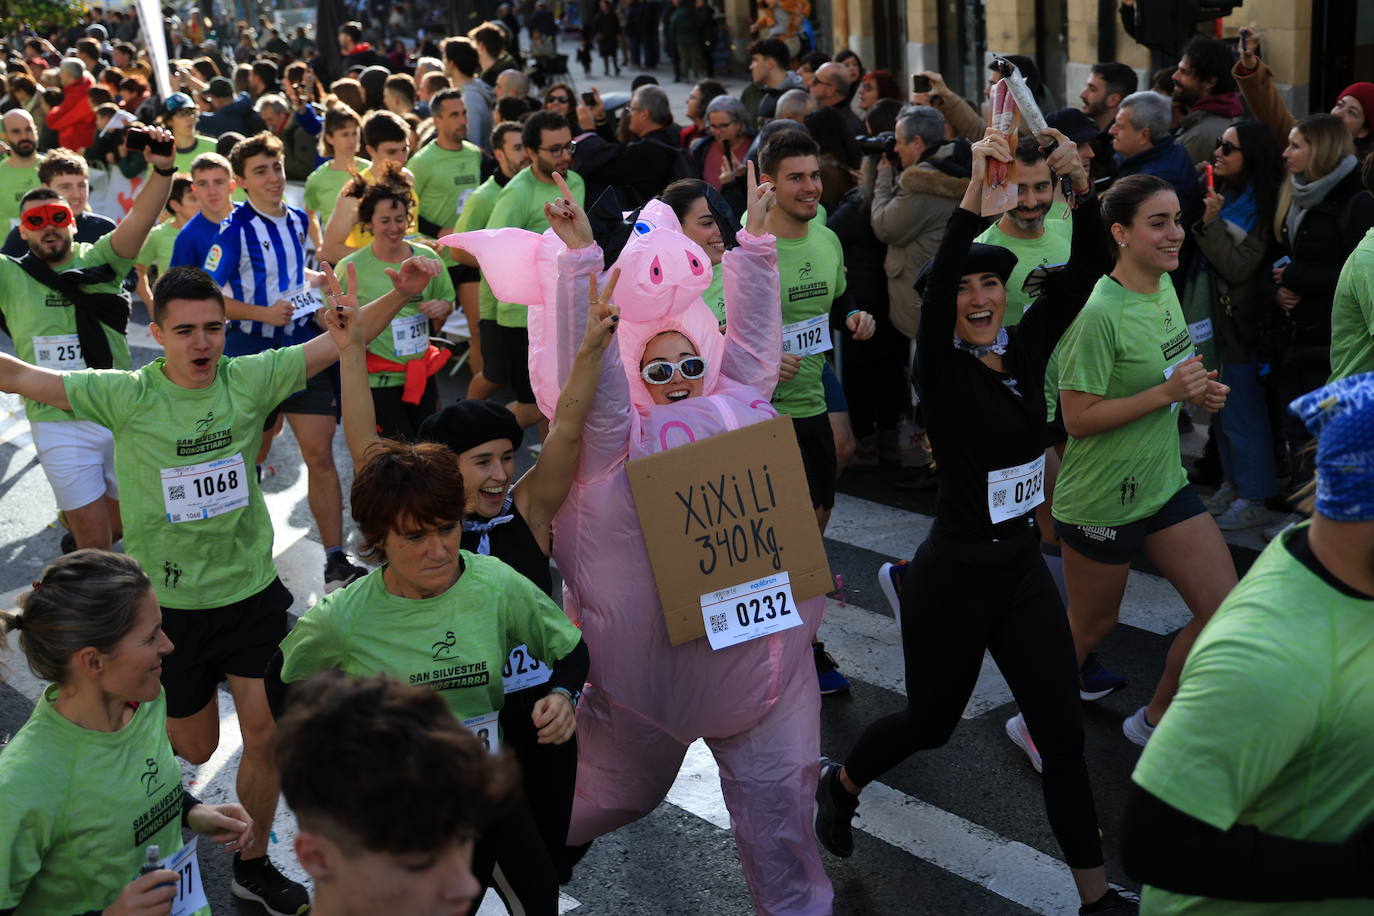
[856,131,898,164]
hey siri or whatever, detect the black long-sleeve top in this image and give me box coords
[915,197,1110,542]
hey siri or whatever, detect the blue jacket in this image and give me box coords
[1116,136,1202,227]
[198,92,266,138]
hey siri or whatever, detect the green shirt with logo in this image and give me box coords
[303,157,370,231]
[486,167,585,328]
[770,222,846,419]
[1133,524,1374,916]
[1053,274,1192,527]
[409,139,484,264]
[974,217,1072,326]
[338,240,455,387]
[63,346,308,608]
[0,160,41,230]
[0,233,134,423]
[454,174,507,321]
[1328,227,1374,382]
[0,688,206,916]
[279,552,582,730]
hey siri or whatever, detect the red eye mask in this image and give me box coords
[21,202,73,231]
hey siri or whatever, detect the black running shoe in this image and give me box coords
[231,854,310,916]
[813,760,859,858]
[324,553,368,593]
[1079,888,1141,915]
[813,642,850,696]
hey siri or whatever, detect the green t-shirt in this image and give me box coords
[279,552,582,729]
[0,160,40,229]
[704,261,726,328]
[135,219,180,275]
[409,139,484,264]
[455,174,507,322]
[770,222,847,419]
[338,240,455,387]
[172,135,217,176]
[974,217,1072,326]
[64,347,308,608]
[0,688,205,916]
[486,167,585,328]
[1053,274,1192,527]
[1133,524,1374,916]
[0,234,135,423]
[303,157,370,231]
[1328,227,1374,382]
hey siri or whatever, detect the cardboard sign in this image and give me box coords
[627,415,832,646]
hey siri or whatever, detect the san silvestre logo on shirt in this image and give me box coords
[177,415,232,457]
[787,281,828,303]
[414,630,491,690]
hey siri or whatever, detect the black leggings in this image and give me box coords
[471,793,560,915]
[499,683,578,878]
[843,527,1104,869]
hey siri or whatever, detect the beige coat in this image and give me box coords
[869,159,971,339]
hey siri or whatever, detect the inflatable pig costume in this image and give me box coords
[443,201,830,915]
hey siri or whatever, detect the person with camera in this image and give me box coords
[0,128,176,554]
[867,105,972,341]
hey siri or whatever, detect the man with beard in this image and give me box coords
[0,126,177,552]
[974,139,1072,325]
[0,109,42,228]
[1171,38,1242,166]
[1,149,117,257]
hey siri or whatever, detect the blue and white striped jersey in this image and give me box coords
[206,201,316,343]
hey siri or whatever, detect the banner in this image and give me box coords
[133,0,173,101]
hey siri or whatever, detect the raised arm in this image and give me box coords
[0,353,70,411]
[721,161,782,393]
[1232,37,1297,154]
[302,258,443,379]
[109,126,176,261]
[318,269,379,468]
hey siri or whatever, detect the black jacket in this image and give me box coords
[572,124,686,208]
[1275,168,1374,345]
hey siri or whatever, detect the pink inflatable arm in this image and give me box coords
[554,244,631,479]
[719,229,783,397]
[437,228,546,306]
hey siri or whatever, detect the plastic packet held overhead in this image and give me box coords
[982,80,1018,216]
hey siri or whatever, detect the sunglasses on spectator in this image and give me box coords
[548,95,572,105]
[21,202,73,231]
[1215,137,1241,157]
[641,356,707,384]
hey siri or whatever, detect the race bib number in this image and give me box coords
[1162,351,1196,413]
[1187,318,1213,344]
[780,314,832,357]
[390,313,429,357]
[455,188,476,217]
[158,838,208,916]
[286,286,323,321]
[461,710,501,754]
[161,453,249,523]
[986,454,1045,524]
[31,334,84,370]
[700,571,802,651]
[502,643,551,693]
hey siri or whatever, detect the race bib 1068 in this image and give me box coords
[161,453,249,523]
[780,314,833,357]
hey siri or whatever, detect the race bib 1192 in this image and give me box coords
[780,314,833,357]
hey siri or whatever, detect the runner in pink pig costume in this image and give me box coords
[441,165,831,915]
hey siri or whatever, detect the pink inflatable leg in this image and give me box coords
[706,657,831,916]
[568,686,690,846]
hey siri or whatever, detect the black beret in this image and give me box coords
[417,400,525,456]
[914,243,1019,296]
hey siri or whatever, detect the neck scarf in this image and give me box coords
[1287,154,1359,241]
[953,326,1009,358]
[463,494,515,555]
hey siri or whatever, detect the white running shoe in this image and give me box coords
[1203,482,1237,515]
[1214,499,1270,531]
[1122,706,1156,747]
[1005,713,1042,773]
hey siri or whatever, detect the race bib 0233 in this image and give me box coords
[986,454,1045,524]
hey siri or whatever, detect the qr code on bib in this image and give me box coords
[710,613,728,634]
[36,349,50,361]
[992,490,1006,508]
[168,485,186,501]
